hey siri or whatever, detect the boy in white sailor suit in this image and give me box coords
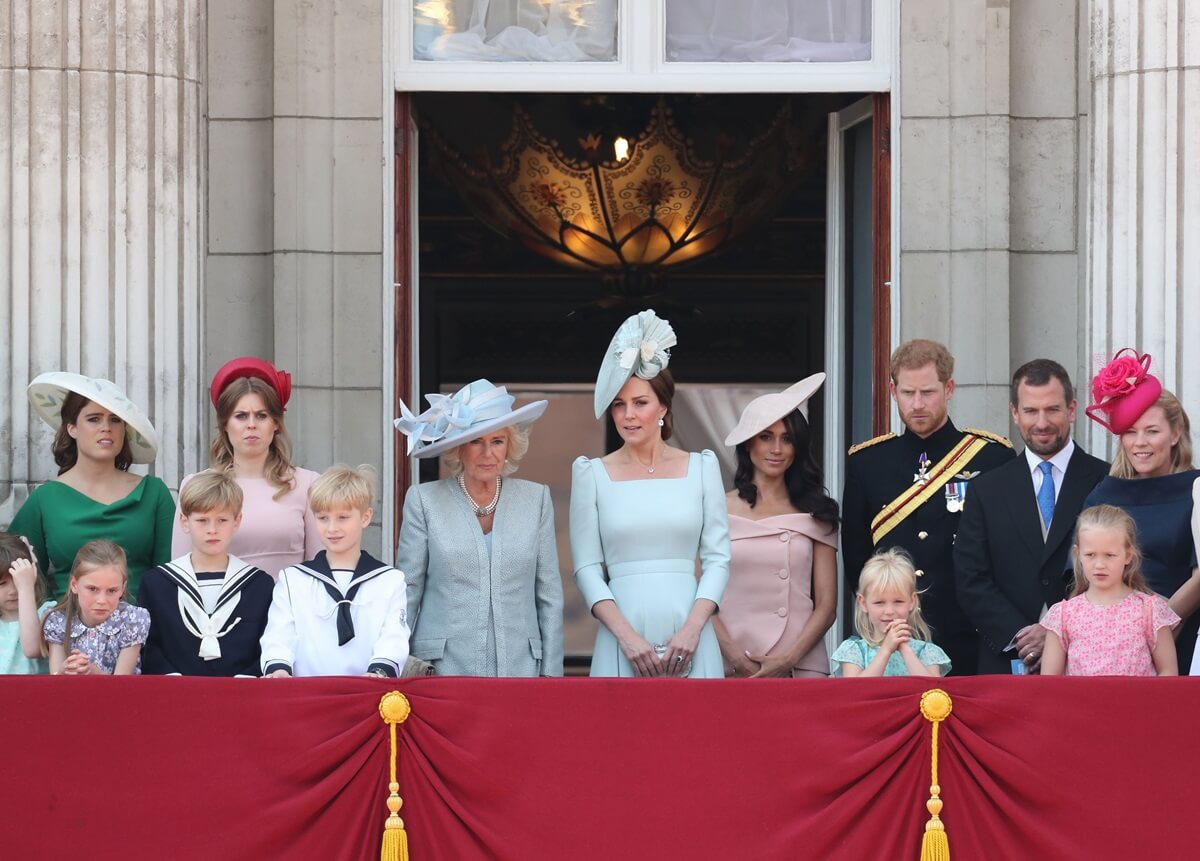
[260,465,410,678]
[138,472,274,676]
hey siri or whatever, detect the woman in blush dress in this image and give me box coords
[714,374,840,678]
[570,309,731,678]
[172,358,321,577]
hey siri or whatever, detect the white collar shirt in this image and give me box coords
[1024,439,1075,503]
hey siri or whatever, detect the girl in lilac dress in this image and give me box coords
[43,540,150,675]
[1041,505,1179,676]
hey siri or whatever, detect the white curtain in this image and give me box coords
[414,0,618,61]
[665,0,872,63]
[671,387,778,490]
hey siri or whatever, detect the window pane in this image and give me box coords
[665,0,872,63]
[414,0,618,62]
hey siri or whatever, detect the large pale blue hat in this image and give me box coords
[593,309,677,419]
[393,379,548,459]
[27,371,160,463]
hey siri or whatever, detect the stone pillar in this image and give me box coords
[0,0,206,522]
[898,0,1013,431]
[1087,0,1200,452]
[271,0,388,553]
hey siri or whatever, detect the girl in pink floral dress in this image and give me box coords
[1041,505,1179,676]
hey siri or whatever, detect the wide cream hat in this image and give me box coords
[723,373,826,447]
[27,371,160,463]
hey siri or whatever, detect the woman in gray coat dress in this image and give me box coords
[394,379,564,676]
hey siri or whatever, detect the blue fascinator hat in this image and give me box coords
[393,379,548,459]
[593,309,678,419]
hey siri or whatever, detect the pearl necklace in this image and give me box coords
[458,474,502,517]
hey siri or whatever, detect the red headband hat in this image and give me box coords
[210,357,293,410]
[1084,348,1162,434]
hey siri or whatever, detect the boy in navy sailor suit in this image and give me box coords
[139,471,274,676]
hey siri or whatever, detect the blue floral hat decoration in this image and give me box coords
[593,309,678,419]
[27,371,160,463]
[393,379,548,459]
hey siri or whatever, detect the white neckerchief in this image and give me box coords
[160,555,257,660]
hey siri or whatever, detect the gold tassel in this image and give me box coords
[919,689,953,861]
[379,691,413,861]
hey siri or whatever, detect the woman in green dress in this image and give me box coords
[10,373,174,597]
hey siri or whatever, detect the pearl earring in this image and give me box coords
[657,417,665,427]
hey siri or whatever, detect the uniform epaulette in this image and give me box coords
[847,432,896,456]
[964,427,1014,449]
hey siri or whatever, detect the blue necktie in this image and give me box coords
[1037,461,1056,531]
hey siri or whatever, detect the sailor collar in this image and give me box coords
[293,551,392,646]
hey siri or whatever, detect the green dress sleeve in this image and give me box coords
[150,477,176,567]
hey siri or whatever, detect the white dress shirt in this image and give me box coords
[1024,439,1075,504]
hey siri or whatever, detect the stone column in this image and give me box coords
[898,0,1014,431]
[1087,0,1200,452]
[0,0,206,521]
[271,0,388,553]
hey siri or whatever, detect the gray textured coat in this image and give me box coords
[397,477,564,676]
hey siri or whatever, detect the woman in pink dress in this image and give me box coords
[713,374,839,678]
[171,358,321,577]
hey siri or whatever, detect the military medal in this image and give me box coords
[914,452,932,485]
[944,481,966,512]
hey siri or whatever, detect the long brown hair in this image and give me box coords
[1070,505,1152,598]
[51,391,134,475]
[209,377,296,499]
[42,540,128,654]
[0,532,45,605]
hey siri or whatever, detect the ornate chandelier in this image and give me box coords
[423,99,802,297]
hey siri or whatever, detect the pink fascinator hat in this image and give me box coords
[1084,348,1162,434]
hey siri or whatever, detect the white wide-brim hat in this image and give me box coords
[393,379,548,459]
[593,309,677,419]
[27,371,160,463]
[724,373,826,447]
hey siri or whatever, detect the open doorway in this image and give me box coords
[394,91,888,669]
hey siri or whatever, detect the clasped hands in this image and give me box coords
[619,627,698,677]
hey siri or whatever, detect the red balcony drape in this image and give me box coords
[3,676,1195,860]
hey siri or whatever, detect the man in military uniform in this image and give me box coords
[842,339,1014,675]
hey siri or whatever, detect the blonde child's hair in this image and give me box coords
[854,547,932,646]
[42,540,128,654]
[1070,504,1152,598]
[308,464,377,514]
[0,532,44,605]
[180,470,244,517]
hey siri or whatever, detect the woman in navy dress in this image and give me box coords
[1082,350,1200,668]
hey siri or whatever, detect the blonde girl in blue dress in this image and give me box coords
[832,548,949,677]
[570,310,731,678]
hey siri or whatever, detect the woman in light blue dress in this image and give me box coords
[570,310,731,678]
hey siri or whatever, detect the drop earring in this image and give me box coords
[657,417,665,427]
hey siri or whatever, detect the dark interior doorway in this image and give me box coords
[402,90,870,667]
